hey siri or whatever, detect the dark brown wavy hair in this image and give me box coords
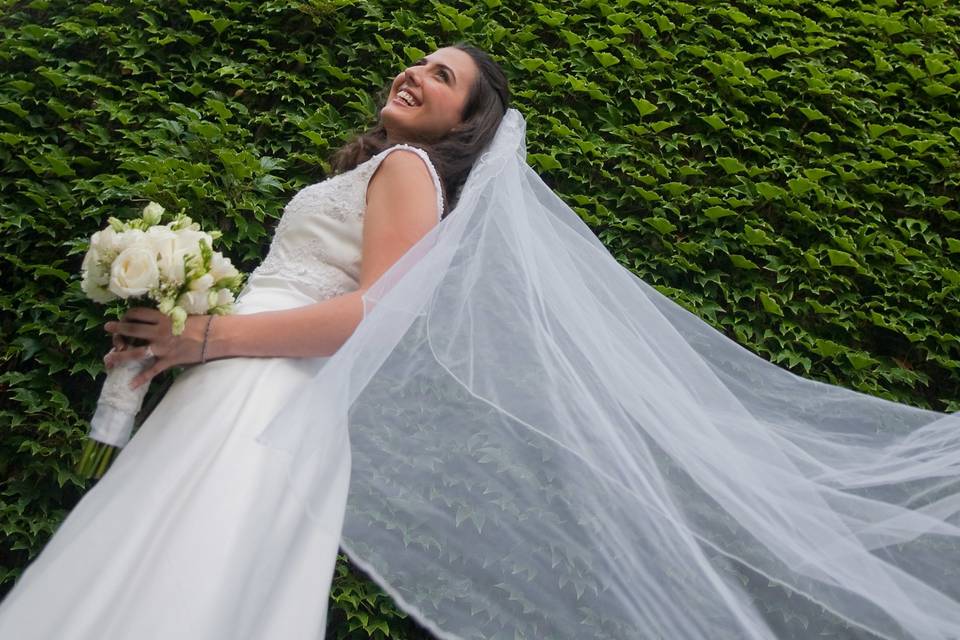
[328,43,510,218]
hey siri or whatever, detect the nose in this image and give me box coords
[402,66,422,86]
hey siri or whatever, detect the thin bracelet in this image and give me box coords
[200,315,214,364]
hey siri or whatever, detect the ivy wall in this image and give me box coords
[1,0,957,637]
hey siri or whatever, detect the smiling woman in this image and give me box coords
[0,43,511,640]
[329,42,510,218]
[380,49,477,143]
[2,21,960,640]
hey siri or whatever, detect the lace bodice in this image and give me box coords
[241,144,444,304]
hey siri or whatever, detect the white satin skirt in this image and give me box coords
[0,285,350,639]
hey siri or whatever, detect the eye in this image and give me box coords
[413,59,449,83]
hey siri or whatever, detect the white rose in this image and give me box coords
[157,250,187,284]
[177,290,210,314]
[145,225,177,248]
[173,228,213,254]
[146,226,187,283]
[109,246,160,298]
[209,253,239,284]
[116,228,147,252]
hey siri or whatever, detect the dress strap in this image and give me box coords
[368,144,445,221]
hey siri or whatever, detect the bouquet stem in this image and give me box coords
[76,440,118,479]
[75,357,154,480]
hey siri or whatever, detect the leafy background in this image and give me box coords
[0,0,957,637]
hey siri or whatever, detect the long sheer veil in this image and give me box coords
[257,108,960,639]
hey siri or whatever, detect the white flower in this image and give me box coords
[209,288,234,309]
[175,228,213,252]
[81,246,110,286]
[109,246,160,298]
[145,225,177,247]
[158,296,176,314]
[89,227,125,259]
[142,202,165,226]
[176,229,213,276]
[81,274,117,303]
[209,253,239,284]
[189,273,215,293]
[116,228,147,252]
[148,227,211,284]
[156,250,187,284]
[146,226,187,283]
[176,290,210,315]
[169,306,188,335]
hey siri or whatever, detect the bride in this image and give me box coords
[3,41,960,640]
[0,43,508,639]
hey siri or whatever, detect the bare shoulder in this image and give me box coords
[365,147,439,219]
[359,148,441,290]
[367,149,435,198]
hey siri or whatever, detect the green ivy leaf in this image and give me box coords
[644,216,676,234]
[187,9,214,23]
[826,249,858,268]
[717,157,747,174]
[847,352,879,370]
[730,254,759,269]
[703,206,737,220]
[631,97,658,116]
[528,153,561,171]
[767,44,797,59]
[701,114,727,130]
[788,177,818,195]
[758,291,784,316]
[923,82,953,98]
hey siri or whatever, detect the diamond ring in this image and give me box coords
[144,345,155,360]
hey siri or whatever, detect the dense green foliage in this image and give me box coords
[1,0,957,636]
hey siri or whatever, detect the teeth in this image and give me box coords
[397,89,418,106]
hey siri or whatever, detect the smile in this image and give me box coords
[394,89,420,107]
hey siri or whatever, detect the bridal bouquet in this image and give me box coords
[75,202,243,479]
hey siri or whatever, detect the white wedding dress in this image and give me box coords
[0,144,445,640]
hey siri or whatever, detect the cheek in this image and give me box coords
[436,91,463,123]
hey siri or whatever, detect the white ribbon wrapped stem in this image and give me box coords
[88,357,154,448]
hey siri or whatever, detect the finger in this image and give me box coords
[104,347,117,369]
[122,307,164,323]
[112,333,128,351]
[105,345,155,368]
[130,360,166,390]
[105,321,158,340]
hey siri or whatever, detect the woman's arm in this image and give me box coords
[105,148,441,388]
[205,288,367,360]
[209,148,440,359]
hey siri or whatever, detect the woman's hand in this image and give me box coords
[104,307,208,389]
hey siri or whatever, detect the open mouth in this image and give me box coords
[393,88,420,108]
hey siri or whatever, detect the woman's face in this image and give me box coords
[380,47,478,143]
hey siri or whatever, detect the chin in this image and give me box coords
[381,117,425,144]
[380,106,406,130]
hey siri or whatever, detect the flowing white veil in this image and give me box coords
[256,108,960,639]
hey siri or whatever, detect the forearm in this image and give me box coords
[205,289,367,360]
